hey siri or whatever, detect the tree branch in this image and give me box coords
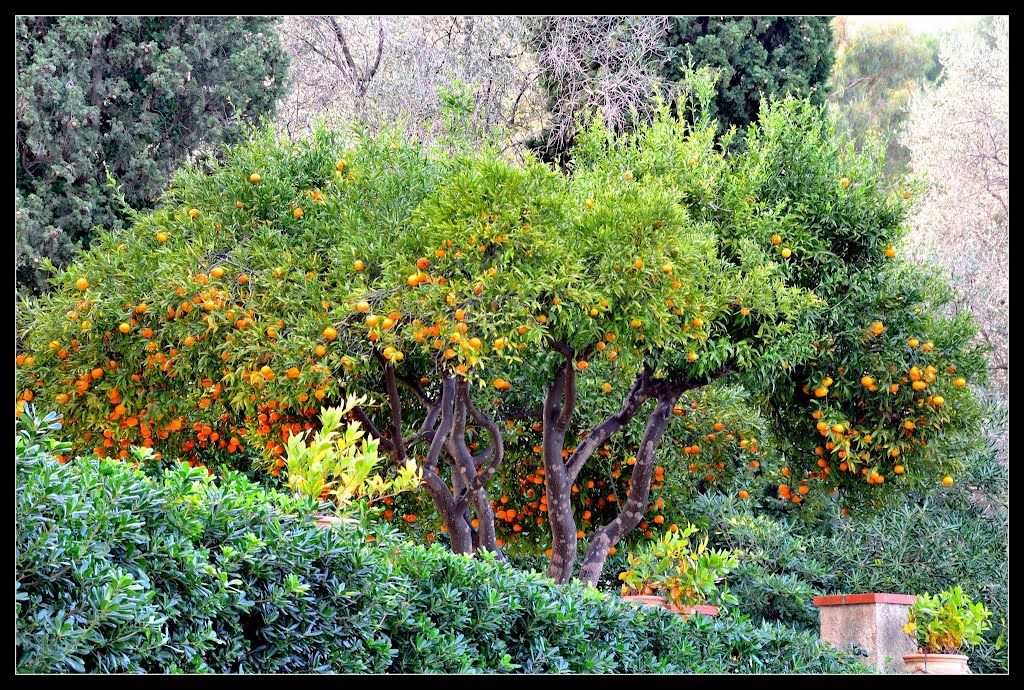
[327,16,361,81]
[371,348,434,407]
[382,360,406,466]
[352,406,392,455]
[548,340,577,432]
[461,380,504,496]
[579,394,678,586]
[424,376,455,472]
[565,371,651,484]
[403,400,441,449]
[364,19,385,86]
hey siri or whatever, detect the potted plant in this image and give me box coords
[281,395,421,529]
[618,523,738,619]
[902,586,992,674]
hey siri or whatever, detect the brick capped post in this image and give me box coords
[813,593,917,673]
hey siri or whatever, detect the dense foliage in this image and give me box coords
[905,586,992,655]
[15,417,869,674]
[661,17,835,132]
[16,78,990,587]
[527,16,835,160]
[806,445,1008,674]
[15,16,289,295]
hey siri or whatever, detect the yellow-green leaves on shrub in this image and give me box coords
[284,396,421,510]
[905,586,993,655]
[618,524,738,608]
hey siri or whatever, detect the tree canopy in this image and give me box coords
[829,21,942,180]
[17,79,988,585]
[661,17,835,131]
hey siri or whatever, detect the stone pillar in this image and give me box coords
[813,593,917,673]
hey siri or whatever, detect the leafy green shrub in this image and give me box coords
[16,407,397,673]
[671,450,1008,672]
[282,398,421,510]
[618,524,738,608]
[16,413,868,673]
[678,494,827,628]
[905,586,992,655]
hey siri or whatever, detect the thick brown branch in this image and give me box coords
[564,364,728,486]
[404,405,440,449]
[352,406,393,455]
[425,377,455,472]
[545,363,567,425]
[549,341,577,432]
[327,16,361,84]
[365,20,385,84]
[448,387,479,514]
[382,361,407,465]
[564,371,651,484]
[472,445,494,466]
[579,394,678,586]
[371,348,433,408]
[461,381,504,495]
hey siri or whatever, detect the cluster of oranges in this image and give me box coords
[792,322,966,503]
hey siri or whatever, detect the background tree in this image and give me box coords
[275,16,836,166]
[526,16,671,162]
[277,16,540,150]
[828,20,942,181]
[660,17,835,132]
[900,16,1008,418]
[15,16,289,296]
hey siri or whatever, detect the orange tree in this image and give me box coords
[16,86,988,586]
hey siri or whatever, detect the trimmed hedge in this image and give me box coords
[15,417,868,673]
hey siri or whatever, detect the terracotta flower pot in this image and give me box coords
[621,594,671,609]
[621,595,718,620]
[668,603,719,620]
[902,653,972,675]
[313,513,344,529]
